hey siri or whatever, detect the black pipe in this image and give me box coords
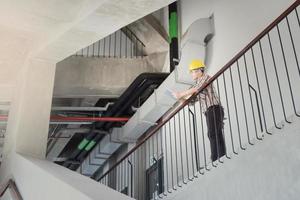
[64,73,168,170]
[95,73,168,130]
[72,73,168,169]
[69,78,167,170]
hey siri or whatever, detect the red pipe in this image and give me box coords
[0,115,129,122]
[0,115,8,120]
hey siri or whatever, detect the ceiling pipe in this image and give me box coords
[0,115,129,122]
[64,73,168,170]
[51,102,114,111]
[50,116,129,122]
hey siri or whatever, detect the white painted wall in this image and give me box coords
[162,116,300,200]
[1,189,14,200]
[180,0,296,73]
[0,153,134,200]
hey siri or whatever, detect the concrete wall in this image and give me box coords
[1,189,14,200]
[180,0,296,73]
[54,56,155,98]
[162,116,300,200]
[0,153,134,200]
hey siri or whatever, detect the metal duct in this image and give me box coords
[63,73,168,170]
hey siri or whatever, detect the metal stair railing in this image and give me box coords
[0,179,23,200]
[73,26,145,58]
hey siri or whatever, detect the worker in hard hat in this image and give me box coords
[172,59,226,162]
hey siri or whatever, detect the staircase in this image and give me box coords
[91,1,300,200]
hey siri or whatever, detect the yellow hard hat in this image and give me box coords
[189,59,205,71]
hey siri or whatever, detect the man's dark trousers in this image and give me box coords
[205,105,226,162]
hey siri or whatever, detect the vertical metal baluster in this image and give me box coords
[141,146,144,200]
[147,139,149,171]
[148,137,153,200]
[92,43,95,57]
[168,121,176,190]
[120,30,122,58]
[118,164,121,192]
[216,78,232,158]
[277,25,300,117]
[117,166,120,192]
[198,99,210,169]
[237,60,254,145]
[126,159,129,196]
[119,165,121,192]
[183,107,193,179]
[268,33,292,123]
[286,16,300,77]
[229,67,246,150]
[125,28,128,58]
[164,125,172,193]
[103,37,106,58]
[203,93,217,167]
[135,37,138,58]
[121,161,124,192]
[116,166,119,192]
[128,160,132,197]
[160,128,167,196]
[137,147,140,199]
[86,46,90,57]
[223,73,238,154]
[119,162,122,192]
[98,40,101,57]
[191,103,201,168]
[132,153,136,198]
[173,116,181,187]
[178,111,187,184]
[151,135,157,200]
[192,102,205,170]
[145,143,148,200]
[109,34,112,58]
[259,40,282,129]
[156,129,163,199]
[250,47,272,134]
[124,160,126,193]
[187,105,197,177]
[243,55,263,140]
[114,31,117,58]
[131,31,133,58]
[295,8,300,27]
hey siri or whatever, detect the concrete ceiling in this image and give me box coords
[0,0,175,102]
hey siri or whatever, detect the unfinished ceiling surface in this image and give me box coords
[0,0,175,102]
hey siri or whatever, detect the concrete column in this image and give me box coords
[3,59,56,159]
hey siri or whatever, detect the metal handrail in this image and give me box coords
[0,179,23,200]
[98,0,300,182]
[74,26,145,58]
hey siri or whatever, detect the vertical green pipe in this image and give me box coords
[169,2,179,72]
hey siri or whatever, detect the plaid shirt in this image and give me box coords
[192,73,221,112]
